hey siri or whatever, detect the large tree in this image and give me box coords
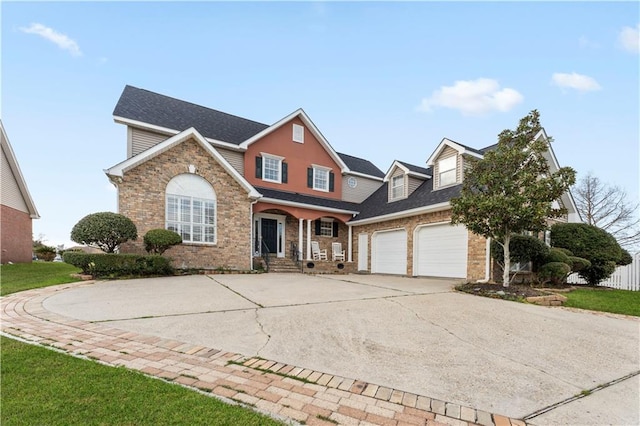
[451,110,576,286]
[573,173,640,251]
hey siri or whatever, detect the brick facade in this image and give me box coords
[352,210,487,281]
[116,138,252,270]
[1,204,33,264]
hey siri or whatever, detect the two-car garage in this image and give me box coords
[370,223,468,278]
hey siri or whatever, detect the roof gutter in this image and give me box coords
[113,116,246,151]
[348,201,451,226]
[259,197,359,215]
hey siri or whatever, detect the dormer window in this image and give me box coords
[438,156,457,187]
[391,175,405,199]
[293,124,304,143]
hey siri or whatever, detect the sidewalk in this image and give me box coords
[1,281,526,426]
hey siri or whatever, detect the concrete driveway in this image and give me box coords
[42,273,639,424]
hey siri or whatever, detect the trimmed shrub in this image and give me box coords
[544,247,571,265]
[490,235,550,271]
[619,249,633,266]
[70,212,138,253]
[567,256,591,272]
[551,223,625,285]
[63,252,173,278]
[143,229,182,255]
[34,245,57,262]
[554,247,573,257]
[538,262,572,286]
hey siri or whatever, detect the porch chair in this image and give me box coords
[332,242,345,262]
[311,241,328,260]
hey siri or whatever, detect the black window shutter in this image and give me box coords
[329,172,335,192]
[307,167,313,188]
[282,162,288,183]
[255,156,262,179]
[332,222,339,237]
[315,220,321,235]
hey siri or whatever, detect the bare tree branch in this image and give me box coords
[573,173,640,251]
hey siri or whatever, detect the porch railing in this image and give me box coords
[290,242,303,272]
[261,239,271,272]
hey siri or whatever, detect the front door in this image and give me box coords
[261,218,278,255]
[254,213,286,258]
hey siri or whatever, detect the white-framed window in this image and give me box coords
[438,156,457,187]
[391,175,405,199]
[293,124,304,143]
[166,174,216,244]
[262,153,283,183]
[313,165,330,192]
[320,219,334,237]
[510,261,532,272]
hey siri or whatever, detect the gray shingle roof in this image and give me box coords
[353,179,462,221]
[256,187,360,212]
[114,85,382,178]
[114,85,269,144]
[397,160,431,176]
[338,152,384,178]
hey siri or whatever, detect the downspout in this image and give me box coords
[250,199,258,271]
[477,237,491,283]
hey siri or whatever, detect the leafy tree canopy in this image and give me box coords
[451,110,576,286]
[70,212,137,253]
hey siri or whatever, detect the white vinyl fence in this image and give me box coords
[567,252,640,291]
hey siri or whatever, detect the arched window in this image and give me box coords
[166,174,216,244]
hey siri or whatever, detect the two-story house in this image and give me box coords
[105,85,579,280]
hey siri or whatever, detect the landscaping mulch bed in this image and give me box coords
[456,282,573,301]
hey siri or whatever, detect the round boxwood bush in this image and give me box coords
[544,247,571,265]
[551,223,626,285]
[538,262,572,286]
[568,256,591,272]
[490,234,550,271]
[71,212,137,253]
[144,229,182,255]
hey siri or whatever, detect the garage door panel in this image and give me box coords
[372,230,406,275]
[416,224,467,278]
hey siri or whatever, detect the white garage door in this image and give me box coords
[415,224,468,278]
[372,229,407,274]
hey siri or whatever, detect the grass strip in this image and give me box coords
[563,287,640,317]
[1,336,282,425]
[1,262,81,296]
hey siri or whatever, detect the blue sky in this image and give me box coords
[2,1,639,249]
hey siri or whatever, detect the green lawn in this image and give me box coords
[1,262,282,425]
[564,287,640,317]
[1,336,281,426]
[0,262,82,296]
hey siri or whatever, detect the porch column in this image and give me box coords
[298,218,304,260]
[306,219,312,260]
[348,225,353,262]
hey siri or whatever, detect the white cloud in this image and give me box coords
[551,72,602,92]
[20,23,82,56]
[417,78,524,116]
[618,24,639,54]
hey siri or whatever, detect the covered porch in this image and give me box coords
[252,200,357,272]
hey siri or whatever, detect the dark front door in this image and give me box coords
[261,218,278,255]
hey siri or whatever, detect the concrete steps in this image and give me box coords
[267,257,302,273]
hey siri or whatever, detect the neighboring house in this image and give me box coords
[1,120,40,263]
[105,85,579,280]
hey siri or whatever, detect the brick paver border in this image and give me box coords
[1,281,527,426]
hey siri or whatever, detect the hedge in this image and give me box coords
[63,252,173,278]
